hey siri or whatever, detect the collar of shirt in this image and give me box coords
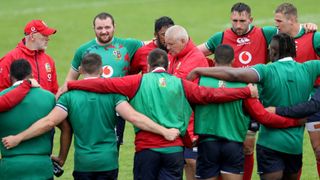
[12,80,24,86]
[278,57,294,62]
[152,67,166,73]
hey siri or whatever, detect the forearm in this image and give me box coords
[245,98,302,128]
[276,99,320,118]
[56,120,72,166]
[67,75,141,99]
[17,118,55,142]
[0,80,31,112]
[183,80,251,104]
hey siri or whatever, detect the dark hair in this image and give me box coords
[272,33,296,58]
[148,48,168,70]
[81,53,102,74]
[231,2,251,15]
[215,44,234,65]
[10,59,32,80]
[93,12,115,27]
[275,3,297,18]
[154,16,174,33]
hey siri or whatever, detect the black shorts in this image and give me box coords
[133,149,184,180]
[196,138,244,179]
[184,147,198,159]
[72,169,118,180]
[256,144,302,175]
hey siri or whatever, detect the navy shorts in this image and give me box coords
[256,144,302,175]
[72,169,118,180]
[196,138,244,179]
[116,115,126,149]
[134,149,184,180]
[184,147,198,159]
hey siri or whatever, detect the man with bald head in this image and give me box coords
[165,25,208,180]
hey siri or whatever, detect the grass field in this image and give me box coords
[1,0,320,179]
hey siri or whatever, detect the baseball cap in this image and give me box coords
[24,20,56,36]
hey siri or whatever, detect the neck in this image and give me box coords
[216,64,232,67]
[83,74,100,79]
[288,23,301,37]
[25,41,37,51]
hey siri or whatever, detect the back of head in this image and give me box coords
[215,44,234,65]
[165,25,189,42]
[231,2,251,15]
[81,53,103,74]
[93,12,115,26]
[275,3,297,19]
[154,16,175,33]
[272,33,296,59]
[10,59,32,81]
[148,48,169,70]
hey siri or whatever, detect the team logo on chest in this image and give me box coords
[236,37,251,46]
[113,48,122,60]
[218,80,226,87]
[238,51,252,65]
[45,63,52,73]
[102,65,114,78]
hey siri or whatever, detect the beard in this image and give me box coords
[96,32,113,44]
[156,38,168,52]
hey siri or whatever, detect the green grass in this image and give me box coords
[1,0,319,179]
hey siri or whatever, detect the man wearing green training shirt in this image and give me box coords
[60,12,144,150]
[0,59,70,180]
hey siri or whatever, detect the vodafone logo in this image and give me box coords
[102,65,114,78]
[239,51,252,64]
[236,37,250,45]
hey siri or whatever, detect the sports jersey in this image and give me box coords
[252,57,320,154]
[57,90,126,172]
[195,76,303,143]
[293,28,320,85]
[67,68,253,152]
[71,37,143,78]
[205,26,277,67]
[130,40,158,74]
[0,39,58,94]
[0,82,55,179]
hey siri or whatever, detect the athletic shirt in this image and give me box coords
[294,28,320,86]
[252,58,320,154]
[0,84,55,179]
[195,76,250,143]
[205,26,277,67]
[71,37,143,77]
[57,90,126,172]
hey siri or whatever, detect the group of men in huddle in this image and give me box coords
[0,2,320,180]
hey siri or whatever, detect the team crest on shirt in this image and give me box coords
[236,37,250,46]
[239,51,252,65]
[102,65,114,78]
[45,63,52,73]
[218,80,226,87]
[158,78,167,87]
[113,49,121,60]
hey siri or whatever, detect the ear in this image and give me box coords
[147,64,150,72]
[99,68,103,76]
[79,66,84,74]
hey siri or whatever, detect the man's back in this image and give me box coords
[253,59,320,154]
[57,90,126,172]
[0,86,55,179]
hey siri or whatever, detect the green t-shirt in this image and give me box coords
[195,76,250,143]
[0,85,55,179]
[252,58,320,154]
[71,37,143,77]
[57,90,126,172]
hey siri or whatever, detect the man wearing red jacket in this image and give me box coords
[165,25,209,180]
[0,20,58,94]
